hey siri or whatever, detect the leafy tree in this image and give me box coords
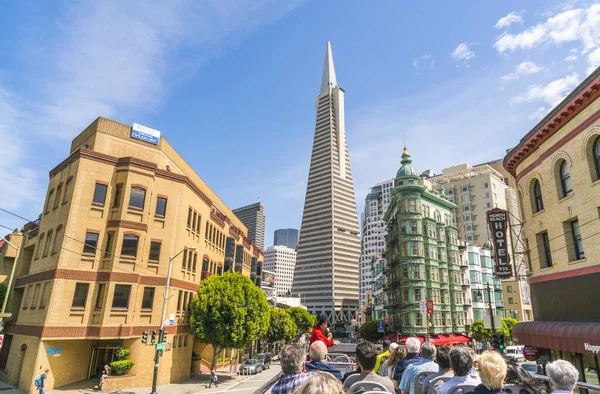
[266,307,297,344]
[287,307,316,341]
[470,319,492,344]
[190,272,270,369]
[499,318,519,344]
[359,320,380,342]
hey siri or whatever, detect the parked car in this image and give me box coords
[239,359,262,374]
[255,353,271,369]
[504,346,525,362]
[271,353,280,361]
[521,362,539,376]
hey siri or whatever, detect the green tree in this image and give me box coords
[190,272,270,369]
[287,307,316,341]
[359,320,380,342]
[266,307,297,344]
[498,318,519,344]
[470,319,492,344]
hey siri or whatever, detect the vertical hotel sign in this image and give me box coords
[487,208,512,279]
[132,123,161,145]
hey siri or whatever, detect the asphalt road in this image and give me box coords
[210,363,281,394]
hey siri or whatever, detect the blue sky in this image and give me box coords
[2,0,600,246]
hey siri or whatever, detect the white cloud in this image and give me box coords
[501,61,544,81]
[513,72,580,107]
[495,11,524,29]
[528,106,549,120]
[586,47,600,74]
[565,54,578,61]
[412,54,435,70]
[452,43,475,61]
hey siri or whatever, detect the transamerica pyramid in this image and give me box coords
[292,42,361,325]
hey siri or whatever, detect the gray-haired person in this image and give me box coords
[546,360,579,394]
[400,341,439,394]
[438,347,481,394]
[271,344,308,394]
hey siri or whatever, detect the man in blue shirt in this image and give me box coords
[305,340,343,380]
[393,337,422,391]
[272,344,308,394]
[400,341,439,394]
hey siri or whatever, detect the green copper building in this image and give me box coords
[384,148,468,337]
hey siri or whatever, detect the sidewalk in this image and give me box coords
[48,367,250,394]
[0,380,25,394]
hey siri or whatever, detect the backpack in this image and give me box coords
[35,375,42,388]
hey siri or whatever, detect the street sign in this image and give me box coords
[169,313,175,327]
[487,209,512,279]
[524,346,540,361]
[0,334,4,350]
[420,300,427,315]
[426,300,434,315]
[156,343,166,350]
[377,320,385,333]
[483,315,502,330]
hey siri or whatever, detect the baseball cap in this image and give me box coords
[389,342,399,351]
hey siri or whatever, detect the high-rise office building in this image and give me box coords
[359,179,393,316]
[233,202,265,251]
[273,228,299,249]
[264,245,297,296]
[292,42,361,324]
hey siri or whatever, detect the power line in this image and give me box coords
[527,229,600,266]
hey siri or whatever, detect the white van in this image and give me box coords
[504,345,525,362]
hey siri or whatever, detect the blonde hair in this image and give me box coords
[387,346,407,366]
[478,351,507,390]
[293,371,344,394]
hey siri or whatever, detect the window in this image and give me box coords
[112,184,122,208]
[594,137,600,181]
[149,241,161,262]
[63,177,72,204]
[412,242,419,256]
[104,233,113,258]
[35,233,45,259]
[95,284,106,310]
[486,202,491,208]
[83,232,99,255]
[465,225,472,231]
[409,199,416,212]
[485,192,490,199]
[465,215,470,221]
[188,208,193,227]
[414,288,421,302]
[504,178,509,186]
[121,234,139,257]
[538,232,553,268]
[142,287,155,310]
[463,205,470,212]
[462,195,470,202]
[129,187,146,209]
[410,220,417,234]
[45,190,54,214]
[462,185,468,192]
[155,197,167,217]
[71,283,90,308]
[484,182,489,188]
[532,180,544,213]
[559,161,573,198]
[507,285,512,293]
[466,234,473,241]
[54,184,63,209]
[43,231,53,257]
[182,249,188,269]
[53,226,63,254]
[508,297,514,304]
[92,183,108,205]
[112,284,132,309]
[569,219,585,260]
[39,283,48,309]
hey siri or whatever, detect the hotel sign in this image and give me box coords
[132,123,161,145]
[487,208,512,279]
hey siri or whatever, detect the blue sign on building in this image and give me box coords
[377,320,385,333]
[131,123,161,145]
[46,346,62,357]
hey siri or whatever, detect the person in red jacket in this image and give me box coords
[310,317,334,348]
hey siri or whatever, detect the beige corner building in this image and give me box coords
[0,117,263,393]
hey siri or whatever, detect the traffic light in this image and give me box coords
[142,330,148,344]
[498,333,505,350]
[159,330,167,344]
[491,332,500,349]
[151,330,157,344]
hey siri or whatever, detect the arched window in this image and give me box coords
[531,180,544,213]
[559,161,573,198]
[43,230,53,257]
[35,233,45,260]
[594,137,600,181]
[53,225,63,254]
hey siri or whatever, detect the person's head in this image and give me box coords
[317,317,328,330]
[406,337,421,353]
[383,339,391,351]
[449,346,474,377]
[388,346,408,366]
[356,341,378,372]
[435,345,451,370]
[546,360,579,393]
[477,351,507,391]
[293,371,344,394]
[420,341,436,360]
[281,344,306,374]
[310,340,328,362]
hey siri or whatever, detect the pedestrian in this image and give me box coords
[293,371,344,394]
[546,360,579,394]
[208,368,219,388]
[98,365,110,391]
[35,369,49,394]
[464,351,508,394]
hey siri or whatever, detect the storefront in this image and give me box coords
[513,321,600,385]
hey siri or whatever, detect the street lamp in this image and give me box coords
[151,246,196,394]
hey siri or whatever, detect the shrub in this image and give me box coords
[115,349,131,360]
[109,360,134,376]
[192,351,201,359]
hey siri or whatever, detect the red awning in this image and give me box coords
[513,321,600,355]
[399,334,471,346]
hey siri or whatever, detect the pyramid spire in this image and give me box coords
[320,41,338,93]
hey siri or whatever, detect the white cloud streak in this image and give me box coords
[412,54,435,70]
[495,11,524,29]
[501,61,544,81]
[528,106,549,120]
[452,43,475,61]
[513,72,580,107]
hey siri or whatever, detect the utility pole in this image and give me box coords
[486,282,495,333]
[151,246,195,394]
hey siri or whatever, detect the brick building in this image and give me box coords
[0,117,263,392]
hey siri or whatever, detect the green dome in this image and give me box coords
[396,147,419,178]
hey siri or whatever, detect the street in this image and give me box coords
[211,363,281,394]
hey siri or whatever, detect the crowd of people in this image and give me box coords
[271,321,582,394]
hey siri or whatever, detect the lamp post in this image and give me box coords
[0,235,20,325]
[151,246,196,394]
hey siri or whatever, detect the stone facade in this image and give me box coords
[0,117,262,393]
